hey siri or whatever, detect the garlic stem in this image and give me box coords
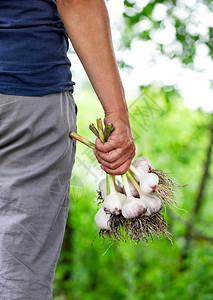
[69,132,95,150]
[129,164,142,180]
[96,118,105,143]
[89,123,99,138]
[126,171,143,198]
[108,174,116,194]
[105,123,114,141]
[106,174,110,196]
[121,173,132,197]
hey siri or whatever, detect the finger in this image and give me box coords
[95,145,135,169]
[95,135,134,158]
[95,141,135,163]
[94,147,122,163]
[99,151,135,171]
[101,159,133,175]
[95,137,116,153]
[95,132,131,153]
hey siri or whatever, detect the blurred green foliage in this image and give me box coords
[122,0,213,65]
[53,87,213,300]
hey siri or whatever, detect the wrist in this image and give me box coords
[104,109,131,130]
[104,106,129,119]
[102,95,128,115]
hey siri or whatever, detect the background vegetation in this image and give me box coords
[53,1,213,299]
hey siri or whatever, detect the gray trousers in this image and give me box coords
[0,92,77,299]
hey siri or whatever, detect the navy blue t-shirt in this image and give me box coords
[0,0,75,96]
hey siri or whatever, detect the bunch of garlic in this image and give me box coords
[70,119,176,246]
[95,156,163,230]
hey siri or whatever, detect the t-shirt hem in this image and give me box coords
[0,85,75,97]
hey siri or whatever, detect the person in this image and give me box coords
[0,0,135,298]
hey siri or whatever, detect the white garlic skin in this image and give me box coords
[99,178,124,200]
[133,156,151,165]
[103,192,126,215]
[132,156,151,176]
[94,207,111,230]
[122,196,146,219]
[99,179,107,200]
[126,179,140,198]
[115,179,124,193]
[140,173,159,195]
[142,195,162,216]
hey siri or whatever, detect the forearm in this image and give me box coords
[57,0,135,174]
[57,0,127,114]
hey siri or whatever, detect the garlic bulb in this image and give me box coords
[128,179,140,198]
[99,178,123,200]
[141,195,162,216]
[99,179,107,200]
[140,173,159,195]
[94,207,111,230]
[121,173,146,219]
[122,196,146,219]
[115,179,124,193]
[103,175,126,215]
[132,156,151,175]
[103,193,126,215]
[134,156,151,164]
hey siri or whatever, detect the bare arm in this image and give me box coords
[57,0,135,174]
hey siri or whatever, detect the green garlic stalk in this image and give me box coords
[96,118,105,143]
[105,123,114,141]
[89,123,99,138]
[69,132,95,150]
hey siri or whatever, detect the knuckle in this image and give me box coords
[118,165,127,175]
[131,147,136,158]
[132,145,136,153]
[105,139,115,149]
[107,153,115,163]
[98,152,105,160]
[105,168,114,175]
[106,162,113,170]
[126,140,132,148]
[109,149,120,162]
[94,152,98,159]
[112,161,120,170]
[95,138,101,147]
[133,148,136,156]
[132,142,136,151]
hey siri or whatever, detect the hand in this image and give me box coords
[94,111,135,175]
